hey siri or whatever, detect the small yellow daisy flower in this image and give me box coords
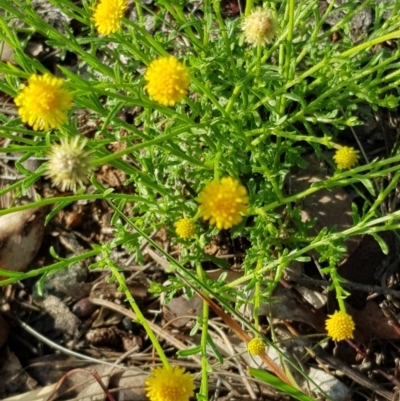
[15,74,72,131]
[198,177,249,230]
[333,146,359,169]
[241,8,277,47]
[45,136,93,192]
[175,218,196,239]
[325,310,355,342]
[146,366,196,401]
[92,0,127,36]
[248,338,265,356]
[145,57,190,107]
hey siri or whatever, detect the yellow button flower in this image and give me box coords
[175,218,196,239]
[248,338,265,356]
[325,310,355,342]
[333,146,359,169]
[146,366,196,401]
[45,136,93,192]
[145,57,189,106]
[198,177,249,230]
[15,73,72,131]
[92,0,127,36]
[241,8,277,47]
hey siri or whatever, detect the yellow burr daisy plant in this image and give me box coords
[45,136,93,192]
[325,310,355,342]
[146,365,196,401]
[241,8,277,47]
[198,177,249,230]
[175,218,196,239]
[14,73,73,131]
[92,0,127,36]
[333,146,359,170]
[247,338,265,356]
[145,56,190,107]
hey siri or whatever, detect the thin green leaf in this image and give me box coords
[249,368,317,401]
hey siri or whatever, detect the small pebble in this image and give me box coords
[72,297,98,319]
[122,316,134,331]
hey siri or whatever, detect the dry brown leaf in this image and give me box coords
[0,349,37,399]
[1,384,56,401]
[108,371,147,401]
[260,284,326,332]
[289,154,360,258]
[336,232,397,309]
[164,294,203,328]
[0,207,47,273]
[349,301,400,341]
[45,367,111,401]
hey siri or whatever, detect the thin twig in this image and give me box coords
[293,275,400,297]
[12,315,129,370]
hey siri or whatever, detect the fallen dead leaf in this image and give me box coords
[0,207,47,274]
[289,153,360,258]
[164,294,203,328]
[349,301,400,341]
[0,349,37,399]
[1,384,56,401]
[259,283,326,332]
[109,371,147,401]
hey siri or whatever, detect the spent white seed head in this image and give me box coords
[241,8,277,47]
[45,136,93,192]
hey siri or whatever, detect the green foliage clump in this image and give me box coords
[1,0,400,397]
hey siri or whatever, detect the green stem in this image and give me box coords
[225,84,243,113]
[0,228,155,284]
[274,0,294,170]
[256,44,262,78]
[221,208,400,291]
[247,128,333,148]
[0,193,149,217]
[109,263,170,367]
[250,29,400,113]
[203,0,212,47]
[331,270,346,312]
[244,0,254,16]
[114,33,149,64]
[212,0,238,75]
[93,129,210,170]
[196,263,209,398]
[214,150,221,181]
[133,0,144,25]
[253,258,262,331]
[284,0,295,81]
[155,1,204,51]
[362,170,400,224]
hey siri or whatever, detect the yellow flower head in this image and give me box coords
[145,57,189,107]
[333,146,359,169]
[175,218,196,239]
[241,8,277,47]
[198,177,249,230]
[15,73,72,131]
[325,310,355,342]
[92,0,127,36]
[45,136,93,192]
[146,366,196,401]
[248,338,265,356]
